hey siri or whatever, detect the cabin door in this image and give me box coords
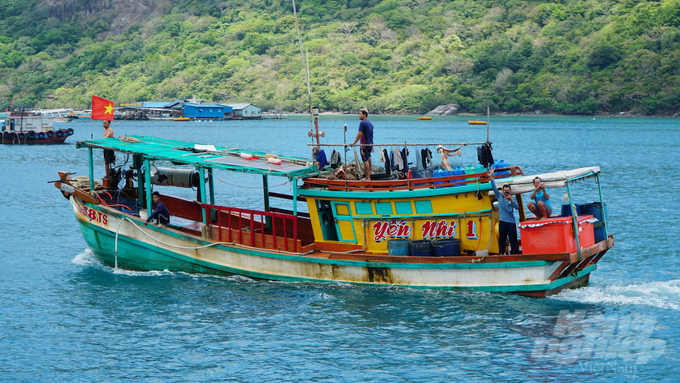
[331,201,357,243]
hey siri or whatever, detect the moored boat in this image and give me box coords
[54,134,612,297]
[468,119,487,125]
[2,111,74,144]
[418,116,432,120]
[38,108,78,122]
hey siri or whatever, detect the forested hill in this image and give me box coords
[1,0,680,115]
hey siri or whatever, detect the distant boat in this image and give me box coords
[38,108,77,122]
[418,116,432,120]
[75,110,92,119]
[468,119,487,125]
[147,115,174,121]
[174,117,190,121]
[2,110,74,145]
[262,110,289,119]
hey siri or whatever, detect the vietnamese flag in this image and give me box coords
[92,96,115,121]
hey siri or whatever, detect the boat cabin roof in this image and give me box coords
[76,135,320,179]
[498,167,601,195]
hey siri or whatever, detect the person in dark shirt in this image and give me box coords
[145,191,170,226]
[350,108,374,180]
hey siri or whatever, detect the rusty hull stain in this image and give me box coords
[367,267,392,284]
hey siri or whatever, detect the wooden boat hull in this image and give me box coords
[72,197,604,296]
[1,136,67,144]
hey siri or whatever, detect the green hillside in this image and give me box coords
[1,0,680,115]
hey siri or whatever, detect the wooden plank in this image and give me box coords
[325,251,569,264]
[269,207,311,218]
[547,260,570,281]
[269,192,307,202]
[159,194,203,222]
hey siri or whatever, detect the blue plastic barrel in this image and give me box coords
[433,168,445,188]
[411,240,434,256]
[451,165,465,186]
[387,239,412,256]
[583,202,607,242]
[561,203,584,217]
[432,238,461,256]
[493,159,511,178]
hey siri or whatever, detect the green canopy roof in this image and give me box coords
[77,135,319,179]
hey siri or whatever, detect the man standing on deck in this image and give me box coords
[350,108,374,181]
[489,168,520,254]
[102,120,115,177]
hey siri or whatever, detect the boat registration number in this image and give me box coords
[80,205,109,226]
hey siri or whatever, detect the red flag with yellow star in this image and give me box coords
[92,96,115,121]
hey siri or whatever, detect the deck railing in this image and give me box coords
[303,166,523,191]
[200,203,298,252]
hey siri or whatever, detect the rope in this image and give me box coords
[119,136,144,143]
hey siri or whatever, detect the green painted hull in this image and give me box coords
[77,215,595,296]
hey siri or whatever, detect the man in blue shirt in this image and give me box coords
[145,191,170,226]
[528,177,552,220]
[489,168,520,254]
[351,108,374,180]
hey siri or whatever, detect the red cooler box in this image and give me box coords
[519,215,595,254]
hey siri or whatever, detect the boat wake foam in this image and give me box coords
[71,248,255,282]
[72,248,102,268]
[554,280,680,311]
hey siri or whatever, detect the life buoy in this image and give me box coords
[18,132,26,140]
[37,132,45,139]
[27,130,36,139]
[56,130,64,138]
[66,128,74,136]
[46,130,54,138]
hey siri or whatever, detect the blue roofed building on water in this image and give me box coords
[182,103,233,119]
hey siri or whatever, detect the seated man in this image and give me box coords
[528,177,552,220]
[145,191,170,226]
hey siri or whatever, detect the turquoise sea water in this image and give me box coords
[1,115,679,382]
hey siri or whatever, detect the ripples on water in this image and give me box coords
[1,116,678,381]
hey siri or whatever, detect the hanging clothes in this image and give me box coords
[416,149,423,171]
[330,150,341,169]
[477,143,494,168]
[316,149,328,169]
[392,148,403,171]
[379,147,386,162]
[400,148,409,172]
[422,148,433,169]
[382,148,391,176]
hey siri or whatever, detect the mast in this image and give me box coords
[292,0,322,149]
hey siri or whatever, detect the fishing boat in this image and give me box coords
[2,110,74,144]
[54,133,612,297]
[38,108,78,122]
[418,116,432,120]
[469,119,487,125]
